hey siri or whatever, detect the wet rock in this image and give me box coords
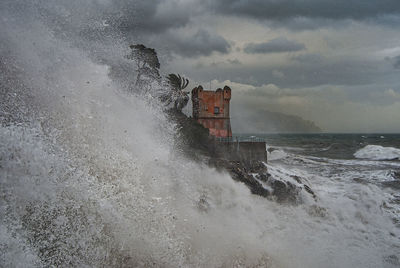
[255,173,270,182]
[248,161,267,173]
[227,162,270,198]
[270,179,299,203]
[209,157,316,204]
[303,184,317,199]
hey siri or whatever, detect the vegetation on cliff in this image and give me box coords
[126,44,190,113]
[163,74,190,112]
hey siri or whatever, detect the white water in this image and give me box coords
[355,145,400,160]
[1,1,400,267]
[267,149,288,161]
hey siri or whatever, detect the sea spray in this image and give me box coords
[1,1,272,266]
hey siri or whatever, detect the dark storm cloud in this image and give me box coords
[112,0,400,35]
[115,1,194,34]
[185,54,394,89]
[208,0,400,21]
[163,29,231,57]
[105,1,231,57]
[244,38,305,54]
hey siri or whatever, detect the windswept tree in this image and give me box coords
[162,73,190,112]
[127,44,161,92]
[126,45,190,112]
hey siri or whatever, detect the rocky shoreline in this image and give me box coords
[168,109,316,204]
[209,156,316,204]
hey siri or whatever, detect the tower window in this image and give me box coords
[214,107,220,114]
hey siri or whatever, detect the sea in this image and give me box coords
[239,133,400,266]
[1,1,400,267]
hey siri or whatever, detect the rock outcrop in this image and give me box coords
[168,109,316,204]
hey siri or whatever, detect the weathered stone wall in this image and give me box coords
[191,85,232,137]
[215,141,267,164]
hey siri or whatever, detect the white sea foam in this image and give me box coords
[354,145,400,160]
[267,149,288,161]
[273,145,305,151]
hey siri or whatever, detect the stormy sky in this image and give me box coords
[111,0,399,133]
[14,0,398,132]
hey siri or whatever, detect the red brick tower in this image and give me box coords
[191,85,232,138]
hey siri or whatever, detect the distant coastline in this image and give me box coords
[231,109,321,133]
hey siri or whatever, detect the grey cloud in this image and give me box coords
[193,58,241,70]
[208,0,400,21]
[180,55,396,89]
[267,17,349,31]
[114,1,400,34]
[394,55,400,69]
[244,38,305,54]
[116,1,194,34]
[291,53,326,64]
[113,1,231,58]
[272,70,284,78]
[227,59,242,65]
[165,29,231,57]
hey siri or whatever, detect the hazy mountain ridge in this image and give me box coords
[231,109,322,133]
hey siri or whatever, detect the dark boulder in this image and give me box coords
[270,179,299,203]
[224,160,270,198]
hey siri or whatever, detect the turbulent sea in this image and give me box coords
[1,1,400,267]
[244,133,400,266]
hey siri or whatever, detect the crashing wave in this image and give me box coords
[354,145,400,160]
[267,149,288,161]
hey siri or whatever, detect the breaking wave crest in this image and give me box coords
[267,149,288,161]
[354,145,400,160]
